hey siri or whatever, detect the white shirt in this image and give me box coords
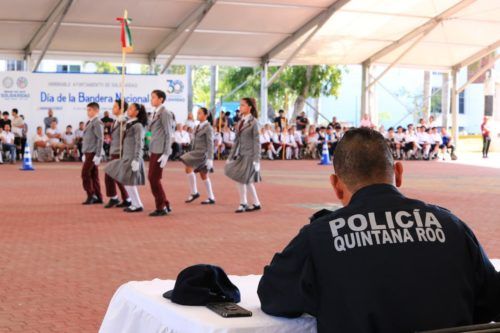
[431,133,442,145]
[293,132,303,145]
[185,119,197,129]
[174,130,190,144]
[406,132,417,143]
[75,129,84,139]
[33,133,49,143]
[63,132,76,145]
[46,128,61,144]
[307,133,318,144]
[417,131,430,144]
[394,133,406,143]
[1,131,15,144]
[223,131,236,144]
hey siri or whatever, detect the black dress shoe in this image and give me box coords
[82,197,94,205]
[235,204,248,213]
[201,198,216,205]
[185,193,200,203]
[246,204,261,212]
[124,206,144,213]
[116,200,132,208]
[104,198,120,208]
[149,209,168,217]
[166,203,172,213]
[92,196,103,204]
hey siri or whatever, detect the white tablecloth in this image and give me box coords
[100,261,500,333]
[99,275,316,333]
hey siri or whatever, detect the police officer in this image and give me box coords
[257,128,500,333]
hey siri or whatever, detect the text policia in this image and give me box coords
[329,210,446,252]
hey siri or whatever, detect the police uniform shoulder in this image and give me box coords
[309,209,336,224]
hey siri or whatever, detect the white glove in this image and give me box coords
[117,114,127,122]
[131,160,139,172]
[206,159,213,170]
[253,161,260,172]
[157,154,169,168]
[81,154,86,163]
[93,155,101,166]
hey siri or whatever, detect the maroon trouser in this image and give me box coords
[104,154,129,200]
[81,152,102,199]
[148,153,169,210]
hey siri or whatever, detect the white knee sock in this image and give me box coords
[187,172,197,194]
[286,147,292,159]
[204,178,215,200]
[237,183,247,205]
[125,185,143,208]
[247,183,261,206]
[267,150,274,160]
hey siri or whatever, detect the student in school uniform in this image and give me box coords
[103,99,131,209]
[179,107,216,205]
[224,98,262,213]
[81,102,104,205]
[148,90,175,217]
[105,103,148,213]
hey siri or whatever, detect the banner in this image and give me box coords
[0,72,187,137]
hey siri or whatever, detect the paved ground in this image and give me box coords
[1,159,499,332]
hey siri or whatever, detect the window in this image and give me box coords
[56,64,81,73]
[430,87,442,114]
[459,91,465,114]
[6,60,24,71]
[57,65,68,73]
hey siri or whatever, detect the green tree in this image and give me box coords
[94,62,120,74]
[219,65,342,121]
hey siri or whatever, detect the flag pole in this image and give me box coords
[118,9,128,159]
[218,110,222,160]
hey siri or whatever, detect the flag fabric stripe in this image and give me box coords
[116,16,133,53]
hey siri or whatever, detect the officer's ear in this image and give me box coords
[394,161,403,188]
[330,174,344,201]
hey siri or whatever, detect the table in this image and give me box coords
[99,275,316,333]
[100,260,500,333]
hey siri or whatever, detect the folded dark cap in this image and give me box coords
[163,264,241,306]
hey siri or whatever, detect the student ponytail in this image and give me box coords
[132,103,148,127]
[200,107,213,125]
[242,97,258,118]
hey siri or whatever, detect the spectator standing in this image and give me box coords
[274,110,288,132]
[481,116,491,158]
[295,111,309,131]
[101,111,114,131]
[43,109,57,131]
[75,121,85,160]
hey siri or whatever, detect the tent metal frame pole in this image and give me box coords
[453,39,500,70]
[266,23,323,87]
[364,0,476,64]
[366,30,430,90]
[150,0,215,60]
[24,0,68,57]
[456,53,500,94]
[186,65,193,114]
[262,0,350,63]
[260,63,269,124]
[210,65,218,111]
[32,0,73,72]
[160,20,200,74]
[450,68,459,148]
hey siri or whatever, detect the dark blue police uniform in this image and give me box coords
[258,184,500,333]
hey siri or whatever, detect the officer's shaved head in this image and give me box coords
[333,128,394,191]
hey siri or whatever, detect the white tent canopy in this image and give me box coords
[0,0,499,70]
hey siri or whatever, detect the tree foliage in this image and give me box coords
[219,65,342,118]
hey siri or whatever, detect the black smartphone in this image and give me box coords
[206,302,252,318]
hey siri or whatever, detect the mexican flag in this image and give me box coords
[117,12,133,53]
